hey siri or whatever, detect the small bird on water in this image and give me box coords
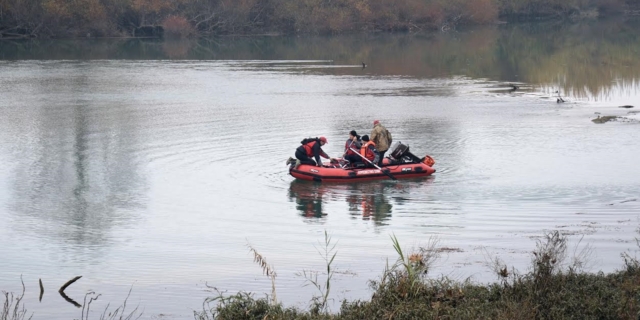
[362,62,366,69]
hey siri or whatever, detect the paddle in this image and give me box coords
[342,140,355,158]
[349,147,397,180]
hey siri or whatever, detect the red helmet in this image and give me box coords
[319,136,328,144]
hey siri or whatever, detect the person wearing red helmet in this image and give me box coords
[289,136,332,168]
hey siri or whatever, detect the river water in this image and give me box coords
[1,19,640,319]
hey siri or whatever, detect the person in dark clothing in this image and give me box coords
[359,135,380,167]
[343,130,362,165]
[293,136,332,168]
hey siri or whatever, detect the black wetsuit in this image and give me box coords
[296,140,328,166]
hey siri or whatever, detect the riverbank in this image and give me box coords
[4,231,639,319]
[194,231,640,320]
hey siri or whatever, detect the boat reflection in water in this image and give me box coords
[344,182,393,223]
[287,180,329,219]
[287,178,434,225]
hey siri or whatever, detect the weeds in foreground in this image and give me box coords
[195,243,280,319]
[376,234,442,302]
[198,229,640,320]
[194,288,306,320]
[298,230,338,313]
[1,277,32,320]
[248,244,278,305]
[389,234,439,290]
[622,226,640,272]
[343,230,640,320]
[2,279,140,320]
[79,286,142,320]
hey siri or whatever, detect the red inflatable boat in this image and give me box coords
[288,143,436,183]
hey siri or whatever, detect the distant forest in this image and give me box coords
[1,0,639,38]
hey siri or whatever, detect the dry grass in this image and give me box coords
[200,229,640,320]
[248,243,278,305]
[1,277,31,320]
[80,286,142,320]
[297,231,338,313]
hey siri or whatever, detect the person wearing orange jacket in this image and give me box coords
[292,136,333,168]
[359,135,380,167]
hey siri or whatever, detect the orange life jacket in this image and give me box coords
[360,141,376,161]
[303,140,317,157]
[423,155,435,167]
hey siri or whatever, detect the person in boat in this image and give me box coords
[360,135,380,167]
[370,120,392,165]
[292,136,332,168]
[343,130,362,165]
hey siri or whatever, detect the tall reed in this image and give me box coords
[248,244,278,305]
[1,277,31,320]
[299,230,338,313]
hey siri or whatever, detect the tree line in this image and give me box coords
[0,0,637,39]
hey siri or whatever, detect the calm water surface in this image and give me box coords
[1,20,640,319]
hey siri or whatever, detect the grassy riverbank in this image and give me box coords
[195,231,640,320]
[4,231,639,319]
